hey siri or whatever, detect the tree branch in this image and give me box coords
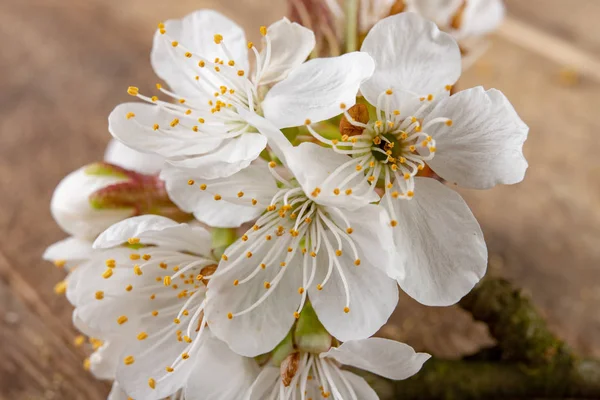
[366,278,600,399]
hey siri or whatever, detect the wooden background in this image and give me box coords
[1,0,599,398]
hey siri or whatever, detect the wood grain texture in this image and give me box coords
[0,0,598,398]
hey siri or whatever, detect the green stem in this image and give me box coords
[211,228,237,259]
[345,0,359,53]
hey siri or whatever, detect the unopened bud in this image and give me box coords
[51,162,191,240]
[280,352,300,387]
[339,104,370,136]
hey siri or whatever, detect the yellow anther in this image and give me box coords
[117,315,128,325]
[280,262,286,267]
[373,137,381,145]
[126,112,135,120]
[53,280,67,295]
[345,189,353,195]
[166,366,174,373]
[184,336,192,343]
[391,164,398,171]
[130,253,140,260]
[198,60,206,68]
[260,263,266,269]
[247,41,254,48]
[163,276,172,286]
[237,70,245,76]
[74,335,85,347]
[148,378,156,389]
[228,60,235,66]
[409,145,416,152]
[170,118,180,127]
[53,259,66,268]
[427,94,434,101]
[268,161,276,168]
[346,227,354,234]
[214,34,223,44]
[137,332,148,341]
[214,194,222,201]
[105,259,116,268]
[264,281,271,289]
[171,41,178,47]
[391,191,399,199]
[124,355,135,365]
[304,119,311,125]
[227,312,233,320]
[214,66,220,72]
[253,225,260,231]
[265,235,272,241]
[355,165,362,171]
[316,284,323,291]
[393,110,400,115]
[446,119,453,126]
[237,191,244,198]
[260,26,267,36]
[155,83,162,90]
[127,86,139,96]
[445,84,453,91]
[83,358,91,371]
[354,259,361,266]
[174,318,181,324]
[294,311,300,319]
[310,251,317,258]
[335,250,342,257]
[152,123,160,131]
[340,102,346,109]
[128,237,140,244]
[95,291,104,300]
[429,146,437,152]
[399,157,406,164]
[199,183,207,190]
[157,22,165,29]
[184,52,192,58]
[391,220,398,227]
[343,307,350,313]
[404,173,410,180]
[407,191,414,198]
[246,251,253,258]
[386,89,393,95]
[375,120,383,128]
[233,279,239,286]
[102,269,113,279]
[415,126,422,132]
[134,265,143,276]
[152,310,159,316]
[222,254,228,261]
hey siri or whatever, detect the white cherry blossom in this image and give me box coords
[109,10,374,180]
[246,337,429,400]
[162,119,398,357]
[307,13,528,306]
[66,216,227,399]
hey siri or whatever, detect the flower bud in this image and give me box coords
[51,163,191,240]
[294,302,332,354]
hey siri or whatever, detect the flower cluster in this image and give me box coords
[45,7,527,400]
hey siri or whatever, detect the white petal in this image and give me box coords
[50,166,134,240]
[308,232,398,342]
[323,337,430,380]
[184,335,260,400]
[388,178,487,306]
[258,18,315,85]
[43,237,94,270]
[245,366,279,400]
[108,382,130,400]
[89,339,125,380]
[336,370,380,400]
[206,235,302,357]
[161,163,277,228]
[461,0,505,37]
[262,52,375,129]
[360,13,461,115]
[151,10,248,97]
[109,103,223,159]
[104,139,164,175]
[166,133,268,180]
[424,87,529,189]
[237,108,293,166]
[284,143,379,210]
[93,215,212,256]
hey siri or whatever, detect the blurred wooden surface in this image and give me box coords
[0,0,599,398]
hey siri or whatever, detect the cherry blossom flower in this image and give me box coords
[306,13,528,306]
[245,337,430,400]
[162,120,398,357]
[66,216,233,399]
[109,10,374,180]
